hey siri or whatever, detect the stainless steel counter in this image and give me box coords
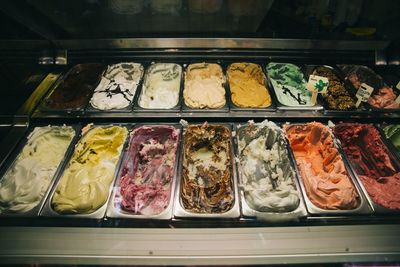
[0,224,399,265]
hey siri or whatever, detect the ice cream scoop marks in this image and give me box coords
[239,125,280,189]
[181,124,234,214]
[151,64,180,81]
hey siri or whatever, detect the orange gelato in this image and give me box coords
[284,122,360,210]
[227,63,271,108]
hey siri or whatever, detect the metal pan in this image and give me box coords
[304,65,366,115]
[338,64,400,113]
[0,124,80,217]
[38,63,106,115]
[377,123,400,159]
[134,62,183,113]
[283,122,371,216]
[333,123,400,214]
[40,123,130,219]
[370,66,400,113]
[226,62,276,112]
[86,62,145,114]
[265,62,323,111]
[106,123,181,220]
[233,121,307,222]
[174,123,240,218]
[181,62,229,113]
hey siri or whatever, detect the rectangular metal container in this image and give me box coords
[181,62,229,113]
[303,64,367,115]
[226,62,276,112]
[376,123,400,160]
[333,123,400,214]
[337,64,400,113]
[85,62,145,114]
[265,62,324,111]
[283,122,371,216]
[134,62,183,113]
[106,123,182,220]
[233,122,307,222]
[37,63,106,116]
[40,123,130,219]
[174,123,240,218]
[0,124,81,217]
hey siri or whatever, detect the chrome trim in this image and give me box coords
[54,38,390,50]
[0,38,390,51]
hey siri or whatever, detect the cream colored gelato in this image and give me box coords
[138,63,182,109]
[183,63,226,109]
[0,126,75,214]
[51,125,128,214]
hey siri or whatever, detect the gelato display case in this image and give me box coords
[1,1,400,266]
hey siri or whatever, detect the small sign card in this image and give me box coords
[355,83,374,107]
[307,75,329,104]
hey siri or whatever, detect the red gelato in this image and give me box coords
[368,86,400,109]
[333,123,400,210]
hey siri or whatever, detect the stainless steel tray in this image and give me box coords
[338,64,400,113]
[40,123,130,219]
[226,62,276,112]
[333,123,400,214]
[234,121,307,222]
[265,63,323,111]
[304,65,366,115]
[174,123,240,218]
[86,62,145,113]
[38,64,105,115]
[106,123,181,220]
[181,62,229,113]
[376,123,400,159]
[0,124,80,217]
[134,62,183,112]
[283,122,371,215]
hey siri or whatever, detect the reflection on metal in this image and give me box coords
[0,38,390,52]
[0,225,399,265]
[38,57,54,65]
[375,50,387,65]
[17,73,60,116]
[55,49,68,65]
[53,38,390,51]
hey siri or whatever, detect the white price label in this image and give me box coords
[355,83,374,107]
[396,81,400,90]
[307,75,329,94]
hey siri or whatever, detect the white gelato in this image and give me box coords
[138,63,182,109]
[90,62,143,110]
[237,121,299,212]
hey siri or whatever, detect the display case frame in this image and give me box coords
[0,37,399,265]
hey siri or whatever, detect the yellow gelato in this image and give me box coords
[184,63,226,109]
[227,63,271,108]
[52,125,128,214]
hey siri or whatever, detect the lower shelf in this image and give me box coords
[0,224,399,265]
